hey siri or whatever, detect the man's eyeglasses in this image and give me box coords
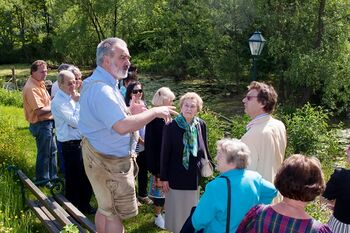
[245,95,258,101]
[132,89,143,94]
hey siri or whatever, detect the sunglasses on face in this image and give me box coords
[132,89,143,94]
[245,95,258,101]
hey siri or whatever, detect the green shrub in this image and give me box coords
[281,103,343,162]
[229,114,250,139]
[199,109,225,156]
[0,89,23,107]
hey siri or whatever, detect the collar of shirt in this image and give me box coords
[30,77,46,88]
[56,89,72,101]
[94,66,119,90]
[246,113,270,131]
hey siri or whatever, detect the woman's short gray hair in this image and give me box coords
[67,66,82,78]
[179,92,203,112]
[96,37,127,66]
[216,138,251,169]
[151,87,175,106]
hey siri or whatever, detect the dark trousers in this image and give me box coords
[137,151,148,197]
[56,139,65,174]
[61,140,93,212]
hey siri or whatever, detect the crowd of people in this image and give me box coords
[21,37,349,233]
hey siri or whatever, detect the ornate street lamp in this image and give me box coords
[248,31,266,81]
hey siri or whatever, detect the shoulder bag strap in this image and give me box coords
[220,176,231,233]
[197,123,208,161]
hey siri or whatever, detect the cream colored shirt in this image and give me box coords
[241,115,287,183]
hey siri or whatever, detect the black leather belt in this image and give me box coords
[62,140,82,145]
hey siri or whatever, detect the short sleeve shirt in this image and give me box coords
[78,66,131,157]
[22,77,52,124]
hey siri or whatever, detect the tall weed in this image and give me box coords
[0,89,22,108]
[0,165,43,233]
[0,109,33,172]
[0,105,40,232]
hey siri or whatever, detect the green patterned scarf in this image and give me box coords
[174,114,199,170]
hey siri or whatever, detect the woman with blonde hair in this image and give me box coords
[144,87,176,229]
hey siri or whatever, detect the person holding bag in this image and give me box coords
[183,138,277,233]
[160,92,212,233]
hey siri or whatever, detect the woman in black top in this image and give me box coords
[160,92,211,233]
[145,87,176,229]
[322,147,350,233]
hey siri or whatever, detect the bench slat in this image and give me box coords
[48,197,87,233]
[54,194,97,233]
[27,200,61,233]
[16,169,96,233]
[17,170,74,226]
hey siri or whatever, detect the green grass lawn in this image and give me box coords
[0,64,30,77]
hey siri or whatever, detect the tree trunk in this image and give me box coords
[315,0,326,49]
[43,2,51,36]
[80,0,105,41]
[113,1,117,37]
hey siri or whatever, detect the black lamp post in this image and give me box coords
[248,31,266,81]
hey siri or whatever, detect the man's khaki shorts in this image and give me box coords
[82,138,138,220]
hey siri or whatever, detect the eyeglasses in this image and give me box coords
[245,95,258,101]
[132,89,143,94]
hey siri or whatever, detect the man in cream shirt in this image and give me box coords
[241,81,287,184]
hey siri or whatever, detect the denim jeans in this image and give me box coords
[29,120,58,181]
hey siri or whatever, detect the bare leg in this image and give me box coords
[106,215,124,233]
[155,205,163,215]
[95,211,124,233]
[95,211,106,233]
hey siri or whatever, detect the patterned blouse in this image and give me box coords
[236,204,332,233]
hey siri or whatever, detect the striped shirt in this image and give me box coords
[236,204,332,233]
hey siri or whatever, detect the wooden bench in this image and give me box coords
[9,167,96,233]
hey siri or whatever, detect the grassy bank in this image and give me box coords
[0,105,44,233]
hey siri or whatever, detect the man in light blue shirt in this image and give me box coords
[51,70,93,214]
[78,37,175,233]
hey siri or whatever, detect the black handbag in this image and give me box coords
[180,175,231,233]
